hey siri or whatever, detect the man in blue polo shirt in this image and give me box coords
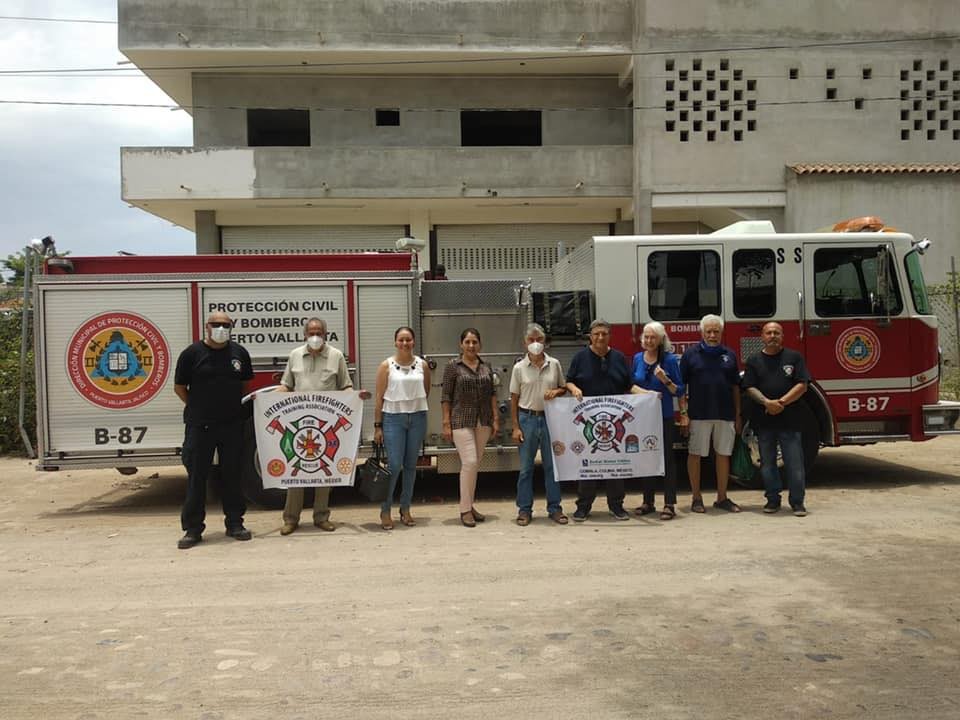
[565,319,640,521]
[679,314,742,514]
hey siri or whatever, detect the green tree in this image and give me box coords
[2,252,27,287]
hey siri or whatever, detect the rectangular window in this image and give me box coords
[814,247,903,317]
[732,249,776,317]
[375,108,400,126]
[647,250,721,321]
[460,110,542,146]
[247,109,310,147]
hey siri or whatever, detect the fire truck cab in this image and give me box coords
[554,219,960,473]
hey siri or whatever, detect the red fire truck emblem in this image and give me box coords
[574,409,635,453]
[66,312,169,409]
[835,326,881,374]
[265,413,353,476]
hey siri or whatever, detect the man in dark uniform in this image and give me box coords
[174,311,254,549]
[565,319,640,521]
[742,321,812,516]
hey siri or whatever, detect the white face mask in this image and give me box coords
[527,341,544,356]
[209,326,231,344]
[307,335,325,351]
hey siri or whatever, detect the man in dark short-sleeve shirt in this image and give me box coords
[173,311,254,549]
[742,321,812,516]
[679,314,742,514]
[565,319,639,522]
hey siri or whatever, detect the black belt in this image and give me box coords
[519,408,545,416]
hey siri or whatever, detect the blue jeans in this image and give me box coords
[757,428,805,507]
[516,411,563,515]
[381,411,427,513]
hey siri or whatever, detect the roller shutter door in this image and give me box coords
[222,225,406,254]
[436,223,606,289]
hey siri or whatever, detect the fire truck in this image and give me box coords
[30,218,960,505]
[554,217,960,474]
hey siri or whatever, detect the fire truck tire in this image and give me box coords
[798,403,821,476]
[240,418,286,509]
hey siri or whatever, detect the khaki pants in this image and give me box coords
[452,425,492,513]
[282,487,331,526]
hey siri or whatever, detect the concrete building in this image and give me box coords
[119,1,960,285]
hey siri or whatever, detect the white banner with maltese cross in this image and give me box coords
[254,391,363,488]
[544,393,664,482]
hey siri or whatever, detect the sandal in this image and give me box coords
[380,511,394,530]
[634,503,656,516]
[460,511,476,528]
[399,510,416,527]
[471,507,486,523]
[713,498,742,513]
[691,497,706,513]
[660,505,676,521]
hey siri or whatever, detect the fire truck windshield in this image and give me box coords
[904,249,932,315]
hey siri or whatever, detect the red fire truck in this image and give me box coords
[554,218,960,473]
[30,217,960,503]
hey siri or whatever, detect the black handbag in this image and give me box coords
[357,443,392,503]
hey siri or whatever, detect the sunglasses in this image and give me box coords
[208,322,232,328]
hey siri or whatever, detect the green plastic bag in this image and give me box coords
[730,435,754,480]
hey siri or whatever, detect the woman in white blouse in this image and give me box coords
[373,326,431,530]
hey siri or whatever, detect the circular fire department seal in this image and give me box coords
[66,312,170,409]
[267,459,286,477]
[551,440,566,457]
[337,458,354,474]
[835,326,880,374]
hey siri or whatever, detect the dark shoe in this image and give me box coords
[691,497,706,513]
[460,511,476,528]
[516,512,531,527]
[470,507,486,523]
[713,498,742,513]
[634,503,656,516]
[226,525,252,541]
[609,507,630,521]
[659,505,676,521]
[791,504,807,517]
[549,511,569,525]
[572,508,589,522]
[762,500,781,514]
[177,531,202,549]
[314,520,336,532]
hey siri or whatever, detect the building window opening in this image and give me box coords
[375,108,400,126]
[460,110,542,146]
[247,109,310,147]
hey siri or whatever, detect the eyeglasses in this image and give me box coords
[208,322,232,328]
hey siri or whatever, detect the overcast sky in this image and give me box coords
[0,0,194,262]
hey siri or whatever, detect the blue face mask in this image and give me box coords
[699,340,724,355]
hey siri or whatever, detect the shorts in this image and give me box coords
[688,419,736,457]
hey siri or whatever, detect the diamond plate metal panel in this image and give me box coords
[421,279,529,312]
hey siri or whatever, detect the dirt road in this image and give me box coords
[2,438,959,719]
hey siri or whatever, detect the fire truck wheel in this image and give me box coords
[240,418,286,509]
[798,403,821,476]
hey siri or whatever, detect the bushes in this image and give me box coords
[0,297,35,456]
